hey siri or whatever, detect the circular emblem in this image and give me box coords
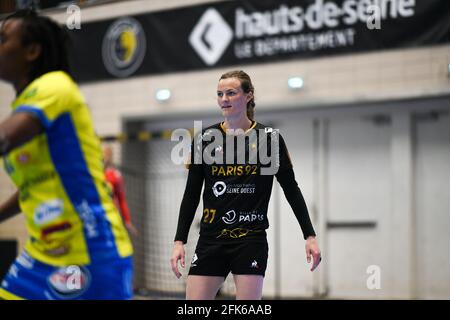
[47,265,91,299]
[102,17,146,78]
[16,152,31,164]
[212,181,226,197]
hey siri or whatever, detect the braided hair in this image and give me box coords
[4,9,71,81]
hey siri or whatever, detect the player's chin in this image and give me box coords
[221,107,233,116]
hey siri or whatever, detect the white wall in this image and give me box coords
[414,110,450,299]
[69,45,450,137]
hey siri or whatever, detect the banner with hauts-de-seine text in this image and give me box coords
[68,0,450,83]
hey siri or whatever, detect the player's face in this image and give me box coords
[103,146,113,166]
[0,18,29,84]
[217,78,252,119]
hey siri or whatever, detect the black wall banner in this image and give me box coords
[68,0,450,83]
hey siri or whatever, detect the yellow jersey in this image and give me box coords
[3,71,133,266]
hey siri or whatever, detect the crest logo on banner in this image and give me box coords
[102,17,147,77]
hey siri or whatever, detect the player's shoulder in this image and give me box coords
[21,71,81,104]
[254,121,270,131]
[35,71,76,92]
[192,122,222,141]
[203,122,222,134]
[254,122,283,136]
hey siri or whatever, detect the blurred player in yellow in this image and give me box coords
[0,10,133,299]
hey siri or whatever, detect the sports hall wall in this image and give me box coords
[0,0,449,299]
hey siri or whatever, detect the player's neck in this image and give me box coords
[14,76,32,97]
[223,117,252,132]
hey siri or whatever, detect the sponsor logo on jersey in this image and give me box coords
[222,210,237,224]
[41,222,72,239]
[16,251,35,269]
[48,265,91,299]
[76,200,99,239]
[6,265,19,279]
[212,181,227,197]
[212,181,256,197]
[238,211,265,223]
[221,209,264,225]
[227,183,256,195]
[45,244,71,256]
[211,164,258,176]
[34,199,64,226]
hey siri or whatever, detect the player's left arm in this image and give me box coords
[115,173,138,235]
[0,112,43,155]
[275,133,322,271]
[115,174,132,224]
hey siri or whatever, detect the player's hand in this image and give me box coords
[170,241,185,279]
[306,236,322,272]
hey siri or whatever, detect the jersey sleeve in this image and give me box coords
[175,133,205,243]
[186,132,203,173]
[174,168,204,243]
[275,133,316,239]
[277,133,294,174]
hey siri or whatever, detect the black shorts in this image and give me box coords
[188,239,268,277]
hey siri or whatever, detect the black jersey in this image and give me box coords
[175,121,316,243]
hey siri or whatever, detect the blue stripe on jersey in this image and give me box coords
[46,113,119,263]
[14,105,52,128]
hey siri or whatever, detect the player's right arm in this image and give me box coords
[0,112,42,223]
[0,191,21,224]
[170,168,204,278]
[0,112,43,156]
[0,112,41,224]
